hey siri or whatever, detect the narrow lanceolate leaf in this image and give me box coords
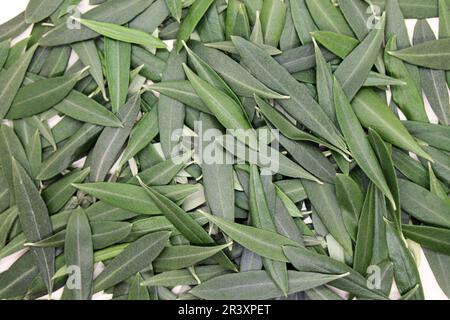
[73,183,199,215]
[352,89,432,162]
[72,40,107,100]
[0,39,10,70]
[42,168,90,214]
[310,31,359,59]
[255,96,349,158]
[334,78,395,209]
[54,90,123,127]
[76,18,165,48]
[199,113,235,221]
[37,123,103,181]
[165,0,182,21]
[137,182,237,271]
[0,44,37,119]
[249,165,288,295]
[0,206,18,249]
[385,221,424,300]
[283,246,387,300]
[93,231,170,292]
[402,224,450,255]
[388,38,450,70]
[6,68,88,119]
[148,80,211,114]
[335,174,364,242]
[25,0,65,23]
[423,146,450,185]
[12,159,54,294]
[385,0,421,89]
[40,0,155,46]
[313,39,335,121]
[384,36,429,122]
[128,274,149,300]
[199,210,301,262]
[231,36,346,151]
[141,265,230,287]
[63,209,93,300]
[337,0,370,40]
[306,0,355,37]
[260,0,286,47]
[439,0,450,87]
[90,94,140,182]
[414,20,450,125]
[183,64,256,147]
[302,181,353,256]
[290,0,317,44]
[159,49,186,158]
[190,271,347,300]
[153,243,231,272]
[105,37,131,113]
[398,179,450,228]
[368,128,401,228]
[334,15,385,100]
[175,0,214,52]
[0,252,39,299]
[191,42,289,99]
[226,0,251,40]
[119,106,159,168]
[0,124,31,204]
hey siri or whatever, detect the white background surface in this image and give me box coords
[0,0,448,300]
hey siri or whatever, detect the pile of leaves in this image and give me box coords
[0,0,449,300]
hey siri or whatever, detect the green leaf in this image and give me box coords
[231,36,346,151]
[90,94,140,182]
[302,180,353,256]
[175,0,215,52]
[72,40,107,101]
[37,123,103,181]
[128,273,150,300]
[402,224,450,255]
[0,44,37,119]
[158,49,186,158]
[283,246,387,300]
[389,38,450,70]
[335,174,364,242]
[198,210,301,262]
[76,18,165,48]
[12,158,54,294]
[306,0,355,37]
[260,0,286,47]
[137,181,237,271]
[40,0,155,46]
[423,248,450,298]
[141,265,230,287]
[413,20,450,125]
[334,78,396,209]
[290,0,317,44]
[334,14,385,100]
[153,243,231,272]
[62,208,93,300]
[403,121,450,152]
[104,37,131,113]
[73,182,199,215]
[398,178,450,229]
[25,0,65,23]
[42,168,90,214]
[93,231,170,292]
[0,252,39,299]
[352,89,432,161]
[190,270,348,300]
[191,42,288,99]
[384,36,429,122]
[385,220,424,299]
[226,0,251,40]
[54,90,123,128]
